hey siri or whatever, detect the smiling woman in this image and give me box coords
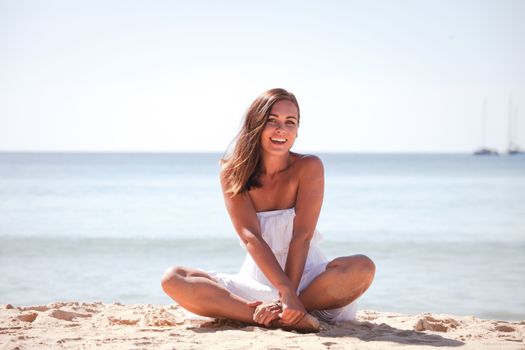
[161,88,375,333]
[220,89,302,196]
[261,99,299,153]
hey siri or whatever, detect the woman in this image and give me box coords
[161,88,375,332]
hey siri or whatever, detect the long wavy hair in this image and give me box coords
[221,88,300,196]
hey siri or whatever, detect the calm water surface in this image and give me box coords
[1,153,524,320]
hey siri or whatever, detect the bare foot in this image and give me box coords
[270,313,320,333]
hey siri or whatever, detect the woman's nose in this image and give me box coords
[275,122,286,132]
[275,125,285,133]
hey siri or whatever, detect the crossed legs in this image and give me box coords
[161,254,375,325]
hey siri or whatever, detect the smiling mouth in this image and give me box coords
[270,137,287,144]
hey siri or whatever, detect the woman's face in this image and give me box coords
[260,99,299,156]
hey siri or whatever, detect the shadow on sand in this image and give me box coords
[317,320,464,347]
[188,318,464,347]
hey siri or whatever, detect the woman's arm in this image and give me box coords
[220,171,300,305]
[284,155,324,293]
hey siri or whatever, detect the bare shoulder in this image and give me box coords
[292,153,324,177]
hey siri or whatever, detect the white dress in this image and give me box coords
[202,207,358,323]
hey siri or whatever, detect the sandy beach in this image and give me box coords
[1,302,523,349]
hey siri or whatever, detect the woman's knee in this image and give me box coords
[161,266,187,292]
[329,254,376,282]
[353,254,376,276]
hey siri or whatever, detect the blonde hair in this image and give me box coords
[221,88,300,196]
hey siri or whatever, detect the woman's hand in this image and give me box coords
[278,291,307,326]
[247,300,282,327]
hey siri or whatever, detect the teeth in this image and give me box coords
[271,138,286,143]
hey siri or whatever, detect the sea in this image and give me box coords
[1,152,524,321]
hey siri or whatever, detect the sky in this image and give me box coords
[1,0,524,153]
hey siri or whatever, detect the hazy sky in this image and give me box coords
[1,0,524,152]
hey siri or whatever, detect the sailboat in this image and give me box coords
[473,98,499,156]
[507,96,523,155]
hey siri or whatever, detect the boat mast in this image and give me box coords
[482,97,487,149]
[508,94,514,151]
[473,97,498,155]
[515,105,519,149]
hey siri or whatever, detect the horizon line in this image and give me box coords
[0,150,501,155]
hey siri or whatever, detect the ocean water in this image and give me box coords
[0,153,524,321]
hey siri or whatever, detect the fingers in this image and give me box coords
[252,303,282,327]
[246,300,263,307]
[254,311,278,327]
[254,305,280,320]
[260,309,281,327]
[277,294,307,325]
[278,308,305,326]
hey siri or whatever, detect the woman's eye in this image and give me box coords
[286,121,296,126]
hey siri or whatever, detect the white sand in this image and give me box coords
[1,302,523,349]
